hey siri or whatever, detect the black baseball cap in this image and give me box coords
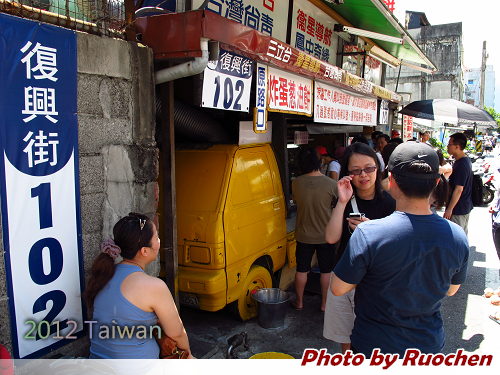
[388,142,440,180]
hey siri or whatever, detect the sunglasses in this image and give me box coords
[349,166,377,176]
[139,218,146,231]
[125,216,146,231]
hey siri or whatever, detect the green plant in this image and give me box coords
[485,106,500,132]
[429,137,449,158]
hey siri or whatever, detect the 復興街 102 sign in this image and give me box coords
[202,49,254,112]
[0,14,85,359]
[314,81,377,126]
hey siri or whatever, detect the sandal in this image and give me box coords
[291,301,303,311]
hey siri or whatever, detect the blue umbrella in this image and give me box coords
[399,99,496,126]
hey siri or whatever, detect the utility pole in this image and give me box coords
[479,41,488,109]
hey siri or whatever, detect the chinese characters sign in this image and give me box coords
[314,81,377,126]
[202,49,254,112]
[267,66,312,116]
[221,33,402,103]
[193,0,288,42]
[290,0,338,64]
[379,99,389,125]
[0,14,84,359]
[383,0,396,13]
[294,131,309,145]
[403,115,414,142]
[254,63,268,132]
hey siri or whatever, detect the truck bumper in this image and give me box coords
[178,266,227,312]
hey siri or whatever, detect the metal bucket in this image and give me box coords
[251,288,290,329]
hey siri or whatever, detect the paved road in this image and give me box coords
[180,152,500,359]
[439,150,500,355]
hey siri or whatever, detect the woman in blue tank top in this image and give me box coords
[83,213,193,361]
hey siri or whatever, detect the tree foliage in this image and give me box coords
[485,106,500,132]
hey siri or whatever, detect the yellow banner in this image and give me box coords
[373,86,392,100]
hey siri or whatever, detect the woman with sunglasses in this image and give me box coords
[323,143,396,353]
[84,213,194,366]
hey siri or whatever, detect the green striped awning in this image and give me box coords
[320,0,437,71]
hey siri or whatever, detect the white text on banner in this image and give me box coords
[192,0,289,42]
[254,63,268,132]
[202,49,254,112]
[267,66,312,115]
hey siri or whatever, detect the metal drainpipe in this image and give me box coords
[155,38,209,84]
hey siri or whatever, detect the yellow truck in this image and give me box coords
[175,143,294,320]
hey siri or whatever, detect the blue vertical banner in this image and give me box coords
[254,63,268,133]
[0,14,85,359]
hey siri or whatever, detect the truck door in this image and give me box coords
[224,146,286,319]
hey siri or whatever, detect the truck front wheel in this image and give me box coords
[233,265,272,321]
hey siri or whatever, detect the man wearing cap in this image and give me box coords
[391,130,400,139]
[316,145,341,181]
[330,142,469,356]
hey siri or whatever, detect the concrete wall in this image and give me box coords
[386,22,463,104]
[0,32,158,360]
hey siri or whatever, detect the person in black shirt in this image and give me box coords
[444,133,473,236]
[323,143,395,353]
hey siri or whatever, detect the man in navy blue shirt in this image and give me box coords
[330,142,469,356]
[444,132,473,236]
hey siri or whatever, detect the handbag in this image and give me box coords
[152,326,190,359]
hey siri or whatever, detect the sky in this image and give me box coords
[392,0,500,111]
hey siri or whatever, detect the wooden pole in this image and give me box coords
[479,41,487,109]
[160,70,179,306]
[124,0,136,42]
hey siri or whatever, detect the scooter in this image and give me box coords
[482,174,496,205]
[469,152,484,163]
[483,162,491,174]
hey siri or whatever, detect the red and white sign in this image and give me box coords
[267,66,312,115]
[290,0,338,65]
[294,131,309,145]
[314,81,377,125]
[403,115,414,141]
[221,33,401,102]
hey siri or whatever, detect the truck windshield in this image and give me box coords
[176,151,228,212]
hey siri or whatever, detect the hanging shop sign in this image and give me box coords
[254,63,268,132]
[294,131,309,145]
[136,11,403,103]
[192,0,288,42]
[0,14,85,359]
[403,115,414,142]
[290,0,338,65]
[379,99,389,125]
[314,81,377,126]
[267,66,313,116]
[202,49,254,112]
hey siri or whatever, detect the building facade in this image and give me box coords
[385,11,464,105]
[463,66,496,108]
